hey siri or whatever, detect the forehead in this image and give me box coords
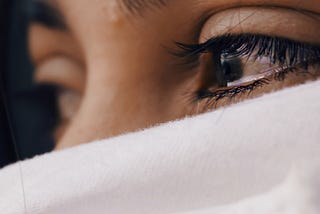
[50,0,320,16]
[41,0,168,16]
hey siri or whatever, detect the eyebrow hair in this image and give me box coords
[121,0,168,15]
[25,0,67,30]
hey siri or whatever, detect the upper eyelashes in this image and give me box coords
[175,34,320,69]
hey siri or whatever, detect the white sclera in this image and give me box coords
[226,56,286,87]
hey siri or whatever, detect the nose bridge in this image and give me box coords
[85,44,149,99]
[87,61,159,111]
[60,62,153,147]
[57,1,171,146]
[78,43,159,136]
[68,0,162,93]
[82,19,163,109]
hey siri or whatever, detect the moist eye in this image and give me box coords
[217,55,243,87]
[175,33,320,107]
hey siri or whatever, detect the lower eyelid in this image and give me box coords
[196,66,320,110]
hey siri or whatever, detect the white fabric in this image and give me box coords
[0,80,320,214]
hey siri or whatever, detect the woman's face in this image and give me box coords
[28,0,320,149]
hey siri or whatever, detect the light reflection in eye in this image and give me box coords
[58,89,81,122]
[176,34,320,108]
[225,56,293,87]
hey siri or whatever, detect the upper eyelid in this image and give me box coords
[172,34,320,71]
[176,34,320,55]
[24,0,67,30]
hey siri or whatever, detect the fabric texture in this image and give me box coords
[0,80,320,214]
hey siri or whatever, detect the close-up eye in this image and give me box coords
[174,7,320,112]
[177,34,320,110]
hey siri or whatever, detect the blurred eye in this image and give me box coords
[34,56,85,124]
[28,11,85,136]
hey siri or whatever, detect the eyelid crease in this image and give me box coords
[34,56,85,94]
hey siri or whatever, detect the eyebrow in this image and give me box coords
[26,0,167,28]
[120,0,168,15]
[25,0,67,30]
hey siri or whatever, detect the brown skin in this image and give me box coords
[28,0,320,149]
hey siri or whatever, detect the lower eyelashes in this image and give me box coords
[176,34,320,110]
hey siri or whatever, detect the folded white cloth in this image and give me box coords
[0,80,319,214]
[176,161,320,214]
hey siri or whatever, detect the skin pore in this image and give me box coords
[28,0,320,149]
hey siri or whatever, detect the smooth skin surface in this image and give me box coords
[28,0,320,149]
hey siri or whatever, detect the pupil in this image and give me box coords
[217,56,243,87]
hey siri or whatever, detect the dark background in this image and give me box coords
[0,0,56,168]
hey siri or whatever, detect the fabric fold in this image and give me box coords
[0,80,320,214]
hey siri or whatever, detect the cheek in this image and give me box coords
[55,57,200,149]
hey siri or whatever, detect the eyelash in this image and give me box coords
[175,34,320,103]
